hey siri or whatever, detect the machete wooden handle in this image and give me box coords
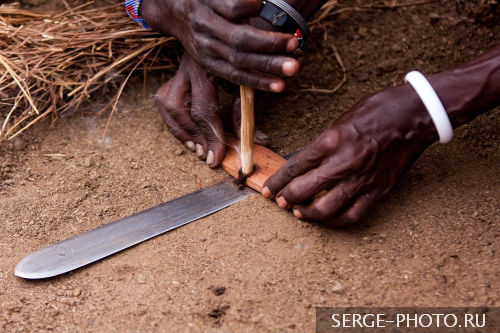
[222,137,286,193]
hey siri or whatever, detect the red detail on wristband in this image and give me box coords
[126,5,138,19]
[295,29,303,39]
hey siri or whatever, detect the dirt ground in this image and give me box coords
[1,0,499,332]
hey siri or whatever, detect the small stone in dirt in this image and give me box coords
[251,316,262,323]
[208,305,229,318]
[429,13,440,24]
[137,274,146,284]
[331,281,344,294]
[212,286,226,296]
[60,298,75,306]
[49,309,60,317]
[73,288,82,297]
[7,305,21,313]
[376,61,397,75]
[136,306,147,316]
[174,148,185,156]
[82,157,93,168]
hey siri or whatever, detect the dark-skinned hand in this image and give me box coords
[262,85,439,227]
[155,53,271,168]
[140,0,300,91]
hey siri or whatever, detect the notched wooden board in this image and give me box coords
[221,137,286,193]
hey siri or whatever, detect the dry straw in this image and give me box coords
[0,1,176,143]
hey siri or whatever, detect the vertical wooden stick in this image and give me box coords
[240,85,254,176]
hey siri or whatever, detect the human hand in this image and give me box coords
[262,85,439,227]
[141,0,300,91]
[155,53,224,167]
[156,53,272,168]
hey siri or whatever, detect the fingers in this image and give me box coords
[292,181,359,222]
[279,163,340,205]
[208,38,300,77]
[155,74,201,150]
[328,193,376,227]
[189,68,226,168]
[263,143,327,197]
[185,6,299,89]
[208,0,262,21]
[196,10,297,54]
[202,57,286,92]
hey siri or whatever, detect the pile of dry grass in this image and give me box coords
[0,2,176,143]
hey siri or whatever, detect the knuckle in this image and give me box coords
[189,12,205,31]
[285,183,304,203]
[229,69,243,85]
[319,130,340,151]
[198,36,211,50]
[269,35,285,51]
[228,49,239,66]
[193,36,208,54]
[154,93,178,113]
[263,57,275,73]
[230,30,247,49]
[282,161,299,178]
[200,57,216,73]
[225,1,238,17]
[329,210,362,227]
[340,213,359,226]
[314,205,331,221]
[168,108,185,121]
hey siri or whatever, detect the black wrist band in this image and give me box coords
[259,0,310,48]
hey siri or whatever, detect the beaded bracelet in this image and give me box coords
[125,0,149,29]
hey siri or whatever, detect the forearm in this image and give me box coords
[429,44,500,128]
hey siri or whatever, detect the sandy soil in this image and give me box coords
[1,1,499,332]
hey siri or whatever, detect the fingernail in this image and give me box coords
[262,186,271,198]
[282,61,297,76]
[287,38,298,52]
[185,141,195,151]
[195,144,204,157]
[206,150,215,165]
[276,196,288,209]
[270,82,284,92]
[293,208,303,219]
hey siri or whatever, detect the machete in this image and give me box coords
[15,139,286,279]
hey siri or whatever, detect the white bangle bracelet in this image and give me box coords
[405,71,453,144]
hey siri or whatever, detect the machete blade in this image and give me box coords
[15,180,253,279]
